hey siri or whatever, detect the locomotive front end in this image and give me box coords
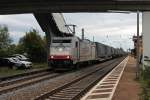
[49,37,73,69]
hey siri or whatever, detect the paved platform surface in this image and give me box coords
[81,57,128,100]
[112,56,141,100]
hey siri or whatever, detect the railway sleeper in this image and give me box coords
[60,88,82,92]
[59,90,81,94]
[58,91,80,94]
[52,94,75,98]
[56,92,80,96]
[53,93,77,96]
[48,96,73,100]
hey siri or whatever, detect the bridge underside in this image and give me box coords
[0,0,150,14]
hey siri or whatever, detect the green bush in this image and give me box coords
[140,66,150,100]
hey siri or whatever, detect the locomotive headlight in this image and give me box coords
[51,56,54,59]
[66,56,70,59]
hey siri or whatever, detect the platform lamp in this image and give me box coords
[107,10,140,79]
[136,11,140,79]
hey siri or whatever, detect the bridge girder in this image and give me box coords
[0,0,150,14]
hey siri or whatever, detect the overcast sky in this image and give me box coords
[0,13,142,51]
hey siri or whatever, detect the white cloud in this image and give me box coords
[63,13,142,50]
[10,31,26,43]
[0,14,45,43]
[0,13,142,51]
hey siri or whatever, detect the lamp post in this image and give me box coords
[136,11,140,79]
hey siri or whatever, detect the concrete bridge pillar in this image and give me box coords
[34,13,55,67]
[142,12,150,67]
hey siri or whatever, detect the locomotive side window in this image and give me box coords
[75,42,78,47]
[53,39,71,43]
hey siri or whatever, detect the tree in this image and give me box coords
[19,29,47,62]
[0,25,11,49]
[0,25,12,57]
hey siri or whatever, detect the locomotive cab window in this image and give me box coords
[53,39,71,43]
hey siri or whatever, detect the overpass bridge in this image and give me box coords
[0,0,150,14]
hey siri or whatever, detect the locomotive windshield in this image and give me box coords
[52,39,71,43]
[50,39,72,55]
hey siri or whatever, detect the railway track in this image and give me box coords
[0,71,50,87]
[0,71,62,94]
[0,68,50,82]
[0,61,104,95]
[34,57,125,100]
[0,61,107,95]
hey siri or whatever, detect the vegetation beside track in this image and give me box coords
[0,63,47,77]
[139,64,150,100]
[0,25,48,77]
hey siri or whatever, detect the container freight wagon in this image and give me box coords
[106,46,113,58]
[95,42,107,59]
[111,47,116,57]
[79,39,96,63]
[95,42,113,60]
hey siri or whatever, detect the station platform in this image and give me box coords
[112,56,141,100]
[81,56,140,100]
